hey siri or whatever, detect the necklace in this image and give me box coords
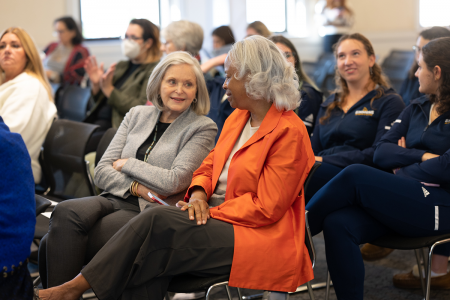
[143,124,158,162]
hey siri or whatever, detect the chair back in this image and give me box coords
[95,128,118,166]
[35,194,51,216]
[57,86,92,122]
[381,50,415,92]
[41,119,99,199]
[303,161,321,268]
[312,53,336,97]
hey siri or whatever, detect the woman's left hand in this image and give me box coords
[398,137,406,148]
[112,158,128,172]
[100,63,116,98]
[177,198,210,225]
[315,156,323,162]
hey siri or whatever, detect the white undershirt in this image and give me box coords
[216,118,259,192]
[429,103,435,125]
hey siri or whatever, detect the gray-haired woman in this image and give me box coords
[38,51,217,289]
[38,36,314,300]
[161,20,204,58]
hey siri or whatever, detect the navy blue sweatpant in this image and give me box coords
[306,164,450,300]
[305,162,343,203]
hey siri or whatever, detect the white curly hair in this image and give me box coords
[227,35,300,111]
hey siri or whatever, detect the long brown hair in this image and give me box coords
[422,37,450,115]
[130,19,161,61]
[0,27,53,101]
[320,33,390,124]
[247,21,271,38]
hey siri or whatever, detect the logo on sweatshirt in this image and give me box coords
[355,107,375,116]
[445,119,450,125]
[422,187,430,197]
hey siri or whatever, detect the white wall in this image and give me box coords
[0,0,422,66]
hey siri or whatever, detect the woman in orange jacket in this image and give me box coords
[38,36,315,300]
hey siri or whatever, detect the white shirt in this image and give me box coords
[216,118,260,192]
[0,72,57,183]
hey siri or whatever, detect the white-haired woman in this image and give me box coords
[37,51,217,291]
[161,20,203,59]
[38,36,315,300]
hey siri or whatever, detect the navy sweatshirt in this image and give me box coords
[296,82,323,136]
[374,95,450,193]
[399,75,424,106]
[311,87,405,168]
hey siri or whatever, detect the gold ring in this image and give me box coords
[188,204,193,208]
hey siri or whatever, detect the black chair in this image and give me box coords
[311,53,336,98]
[57,85,92,122]
[35,194,52,217]
[40,119,99,200]
[95,128,118,167]
[166,162,322,300]
[381,50,415,92]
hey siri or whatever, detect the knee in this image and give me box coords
[336,164,372,185]
[50,200,86,231]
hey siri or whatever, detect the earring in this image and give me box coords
[193,98,198,103]
[369,67,373,75]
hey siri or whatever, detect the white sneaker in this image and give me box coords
[412,264,447,278]
[262,291,289,300]
[171,292,206,300]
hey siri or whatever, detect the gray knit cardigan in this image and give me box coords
[94,105,217,200]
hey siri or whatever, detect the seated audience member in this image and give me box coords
[0,117,35,300]
[269,35,323,135]
[211,25,235,58]
[306,37,450,300]
[0,27,57,184]
[38,35,314,300]
[162,20,234,141]
[84,19,160,132]
[38,52,218,289]
[306,33,405,202]
[246,21,271,38]
[399,26,450,106]
[43,16,90,85]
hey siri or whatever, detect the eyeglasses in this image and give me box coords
[412,45,422,53]
[53,29,67,36]
[122,35,144,41]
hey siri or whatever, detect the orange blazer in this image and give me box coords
[184,104,315,292]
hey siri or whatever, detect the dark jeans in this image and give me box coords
[81,205,234,300]
[38,195,140,288]
[306,164,450,300]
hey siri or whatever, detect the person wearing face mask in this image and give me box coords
[399,26,450,106]
[84,19,161,147]
[306,33,405,203]
[37,52,217,291]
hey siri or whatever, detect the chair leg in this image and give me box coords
[414,249,427,299]
[426,247,434,300]
[325,270,331,300]
[237,287,243,300]
[33,275,41,288]
[306,281,315,300]
[225,285,233,300]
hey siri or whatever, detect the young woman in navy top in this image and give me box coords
[306,37,450,300]
[306,33,405,201]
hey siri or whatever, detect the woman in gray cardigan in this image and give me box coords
[38,52,217,289]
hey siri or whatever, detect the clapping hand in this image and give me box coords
[100,63,116,98]
[84,56,104,95]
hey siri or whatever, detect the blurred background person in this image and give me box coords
[399,26,450,106]
[315,0,354,53]
[0,117,35,299]
[269,35,323,135]
[246,21,271,38]
[211,25,235,58]
[83,18,161,150]
[43,16,90,86]
[0,27,57,184]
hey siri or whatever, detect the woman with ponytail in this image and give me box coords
[306,33,405,202]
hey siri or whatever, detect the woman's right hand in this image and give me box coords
[84,56,104,95]
[176,187,209,225]
[422,152,440,161]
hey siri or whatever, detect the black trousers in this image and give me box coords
[81,205,234,300]
[39,195,140,288]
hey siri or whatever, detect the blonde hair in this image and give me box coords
[228,35,300,111]
[147,51,209,115]
[0,27,53,101]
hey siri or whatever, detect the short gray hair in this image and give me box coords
[228,35,300,111]
[147,51,210,116]
[162,21,204,56]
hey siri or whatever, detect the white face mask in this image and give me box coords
[121,39,141,59]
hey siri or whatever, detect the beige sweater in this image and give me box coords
[0,72,57,183]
